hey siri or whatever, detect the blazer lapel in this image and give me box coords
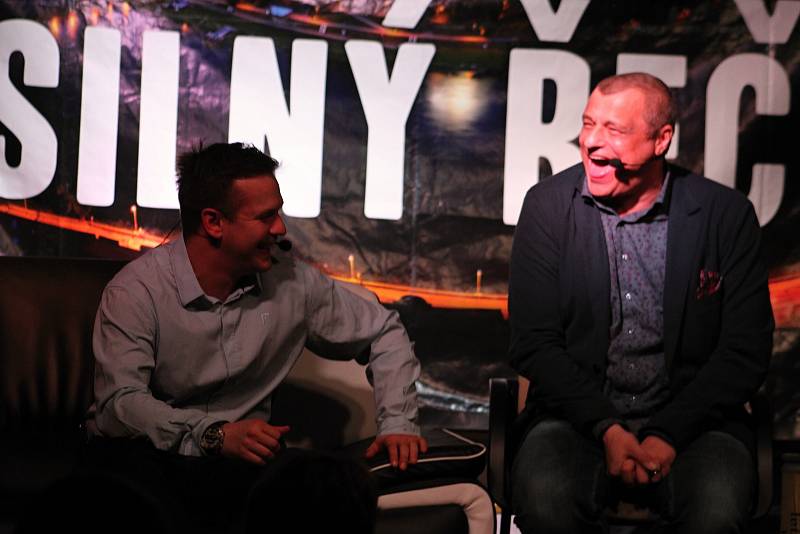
[663,171,702,369]
[572,182,610,363]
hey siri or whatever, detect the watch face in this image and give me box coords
[201,424,224,454]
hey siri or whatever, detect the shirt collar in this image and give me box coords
[169,236,263,308]
[170,235,207,308]
[239,274,262,296]
[580,169,671,220]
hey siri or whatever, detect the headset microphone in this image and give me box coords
[276,239,292,251]
[608,152,664,172]
[608,158,625,171]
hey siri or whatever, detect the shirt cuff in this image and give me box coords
[377,417,420,436]
[180,416,222,456]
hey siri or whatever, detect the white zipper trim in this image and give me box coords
[369,428,487,472]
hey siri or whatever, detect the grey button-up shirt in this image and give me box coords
[90,237,420,456]
[582,175,672,429]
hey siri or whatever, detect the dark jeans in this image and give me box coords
[511,419,754,534]
[78,438,274,534]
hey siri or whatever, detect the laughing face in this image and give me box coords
[220,175,287,276]
[579,86,672,212]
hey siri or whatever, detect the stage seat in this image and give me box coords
[487,377,774,534]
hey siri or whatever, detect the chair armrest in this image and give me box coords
[488,377,519,510]
[751,389,773,519]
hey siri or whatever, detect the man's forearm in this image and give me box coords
[369,317,421,436]
[95,387,218,455]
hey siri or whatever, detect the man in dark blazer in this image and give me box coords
[508,73,773,534]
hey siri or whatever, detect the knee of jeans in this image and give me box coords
[513,463,572,508]
[511,464,590,532]
[672,473,752,533]
[679,502,748,534]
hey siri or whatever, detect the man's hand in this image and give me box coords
[221,420,290,465]
[639,435,676,482]
[603,424,657,486]
[365,434,429,470]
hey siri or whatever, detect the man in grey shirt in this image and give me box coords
[86,142,426,530]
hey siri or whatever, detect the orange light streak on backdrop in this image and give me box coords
[769,276,800,329]
[0,203,162,251]
[48,16,61,36]
[331,274,510,317]
[66,10,79,38]
[3,202,798,324]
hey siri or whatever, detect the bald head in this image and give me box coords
[595,73,676,138]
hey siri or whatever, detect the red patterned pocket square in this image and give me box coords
[696,269,723,300]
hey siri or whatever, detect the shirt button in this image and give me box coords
[629,363,635,369]
[627,328,634,335]
[621,253,629,261]
[632,395,637,402]
[624,292,632,300]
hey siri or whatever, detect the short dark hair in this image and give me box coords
[176,142,279,235]
[595,73,676,136]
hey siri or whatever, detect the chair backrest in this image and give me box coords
[490,375,774,533]
[0,256,126,430]
[0,256,127,496]
[275,349,377,449]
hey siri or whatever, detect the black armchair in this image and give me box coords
[488,377,774,534]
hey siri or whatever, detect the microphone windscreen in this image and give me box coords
[276,239,292,251]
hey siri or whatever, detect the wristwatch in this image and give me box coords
[199,421,227,456]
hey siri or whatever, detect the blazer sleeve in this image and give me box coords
[641,199,774,450]
[509,185,619,437]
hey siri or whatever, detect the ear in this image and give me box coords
[654,123,674,157]
[200,208,225,240]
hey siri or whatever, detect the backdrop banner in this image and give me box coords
[1,0,798,430]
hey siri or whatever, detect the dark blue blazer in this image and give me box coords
[508,163,774,452]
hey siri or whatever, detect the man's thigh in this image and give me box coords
[80,437,266,533]
[511,419,608,534]
[660,431,754,534]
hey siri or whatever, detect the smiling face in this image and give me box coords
[579,86,673,213]
[220,175,286,275]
